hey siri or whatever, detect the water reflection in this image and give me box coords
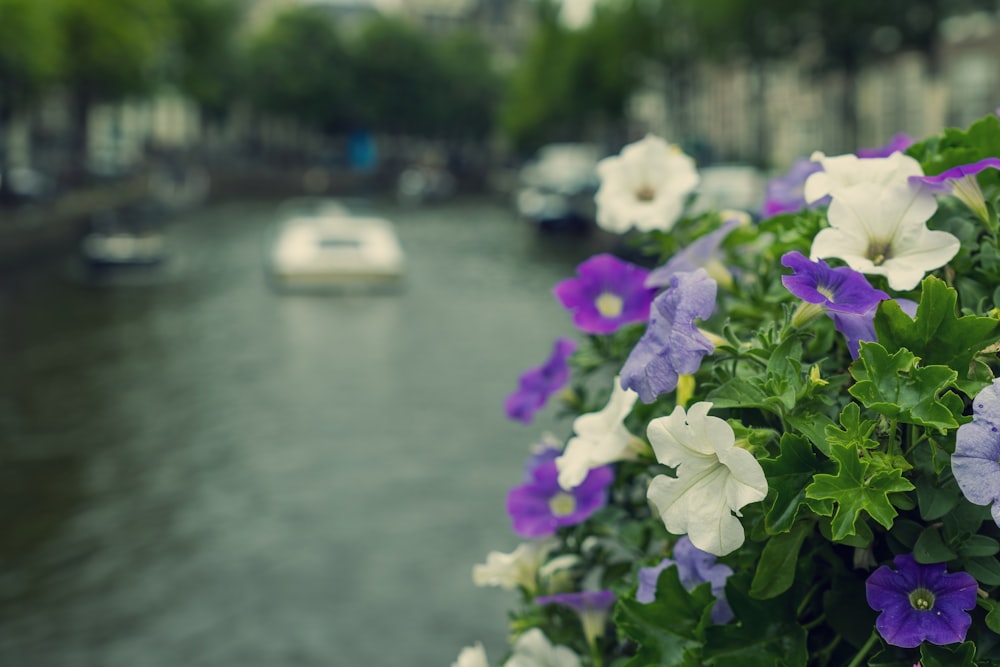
[0,198,597,665]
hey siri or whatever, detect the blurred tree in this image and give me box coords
[247,6,357,133]
[55,0,176,177]
[500,0,648,154]
[351,16,448,136]
[165,0,245,121]
[0,0,60,194]
[435,30,504,143]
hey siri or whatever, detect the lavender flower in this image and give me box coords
[506,457,613,538]
[553,254,657,334]
[856,133,915,158]
[865,553,977,648]
[505,338,577,424]
[636,536,734,623]
[831,298,917,359]
[621,269,717,403]
[953,379,1000,527]
[910,158,1000,222]
[535,590,616,646]
[760,158,825,218]
[646,218,740,289]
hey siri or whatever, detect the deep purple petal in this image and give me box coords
[554,254,655,334]
[504,338,577,423]
[866,554,977,648]
[830,310,877,360]
[760,158,824,217]
[781,251,888,313]
[856,133,914,158]
[621,269,717,403]
[914,157,1000,192]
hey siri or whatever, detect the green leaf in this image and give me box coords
[825,402,878,450]
[614,566,713,667]
[913,526,958,563]
[750,522,811,599]
[961,535,1000,558]
[701,579,808,667]
[759,434,834,534]
[805,443,914,540]
[849,342,960,431]
[786,410,836,457]
[914,474,962,521]
[873,276,1000,392]
[919,641,978,667]
[986,602,1000,635]
[965,556,1000,586]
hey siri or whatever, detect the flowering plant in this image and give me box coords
[457,114,1000,667]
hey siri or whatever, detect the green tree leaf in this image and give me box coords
[805,443,914,540]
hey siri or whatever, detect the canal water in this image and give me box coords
[0,198,605,666]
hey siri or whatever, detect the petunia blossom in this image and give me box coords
[646,217,740,289]
[503,628,581,667]
[646,402,767,556]
[452,642,491,667]
[594,134,700,234]
[865,553,978,648]
[781,251,889,315]
[810,182,959,291]
[553,254,657,334]
[760,157,825,217]
[952,379,1000,527]
[856,133,915,158]
[505,338,577,424]
[535,590,616,647]
[637,536,734,623]
[621,269,717,404]
[804,150,923,204]
[472,539,557,592]
[507,456,613,538]
[910,157,1000,223]
[556,379,639,490]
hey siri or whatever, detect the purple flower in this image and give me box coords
[506,457,613,538]
[781,252,899,359]
[856,133,915,158]
[636,536,734,623]
[781,251,888,315]
[504,338,577,424]
[621,269,717,404]
[535,590,616,644]
[910,158,1000,222]
[953,379,1000,526]
[865,553,977,648]
[553,254,657,335]
[761,158,825,218]
[646,219,739,289]
[831,298,918,360]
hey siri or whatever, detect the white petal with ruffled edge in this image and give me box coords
[556,380,638,490]
[810,182,958,291]
[804,151,924,203]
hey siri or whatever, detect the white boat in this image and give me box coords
[268,210,405,290]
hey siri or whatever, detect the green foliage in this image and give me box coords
[0,0,61,113]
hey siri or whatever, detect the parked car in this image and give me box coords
[515,143,601,233]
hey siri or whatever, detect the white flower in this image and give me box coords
[556,380,639,490]
[595,134,699,233]
[646,402,767,556]
[472,540,556,592]
[502,629,581,667]
[804,150,923,203]
[810,182,959,291]
[452,642,490,667]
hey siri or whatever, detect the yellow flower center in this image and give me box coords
[549,492,577,518]
[867,240,893,266]
[909,587,935,611]
[595,292,624,318]
[635,184,656,202]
